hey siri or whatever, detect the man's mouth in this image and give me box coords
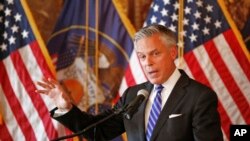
[148,70,158,76]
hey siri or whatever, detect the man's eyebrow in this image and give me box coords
[137,48,158,54]
[149,49,158,54]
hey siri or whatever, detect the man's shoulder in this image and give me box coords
[178,69,216,94]
[123,81,153,98]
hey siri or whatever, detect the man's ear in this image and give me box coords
[170,46,178,59]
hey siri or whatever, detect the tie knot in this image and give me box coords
[155,85,164,92]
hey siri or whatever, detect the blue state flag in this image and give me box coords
[47,0,135,140]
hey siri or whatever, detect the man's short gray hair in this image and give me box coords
[134,24,177,47]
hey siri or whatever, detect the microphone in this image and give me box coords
[124,89,149,120]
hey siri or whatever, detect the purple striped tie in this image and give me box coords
[146,85,164,141]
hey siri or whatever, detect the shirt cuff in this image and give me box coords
[53,108,70,117]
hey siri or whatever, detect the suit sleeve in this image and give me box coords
[192,90,224,141]
[50,99,127,140]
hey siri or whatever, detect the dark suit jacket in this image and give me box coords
[51,70,223,141]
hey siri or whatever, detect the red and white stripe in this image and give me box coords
[118,50,147,96]
[0,41,71,141]
[119,29,250,141]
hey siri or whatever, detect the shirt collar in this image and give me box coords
[154,68,181,91]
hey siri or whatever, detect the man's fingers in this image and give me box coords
[42,78,55,86]
[36,81,47,88]
[35,89,50,95]
[37,78,58,89]
[48,78,59,86]
[42,78,59,89]
[36,81,52,89]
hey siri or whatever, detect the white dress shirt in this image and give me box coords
[144,68,181,130]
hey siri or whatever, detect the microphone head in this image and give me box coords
[137,89,149,99]
[124,89,149,120]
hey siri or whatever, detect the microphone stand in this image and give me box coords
[51,105,127,141]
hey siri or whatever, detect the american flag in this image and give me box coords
[0,0,70,140]
[119,0,250,140]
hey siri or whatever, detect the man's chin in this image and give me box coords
[148,78,161,85]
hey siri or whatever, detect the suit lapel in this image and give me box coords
[150,71,189,141]
[136,82,154,141]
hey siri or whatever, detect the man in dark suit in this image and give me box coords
[36,24,223,141]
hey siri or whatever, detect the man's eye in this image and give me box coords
[153,51,160,56]
[138,55,145,60]
[139,56,145,59]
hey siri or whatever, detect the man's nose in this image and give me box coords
[144,56,153,66]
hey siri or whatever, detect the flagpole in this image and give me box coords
[84,0,90,107]
[95,0,100,115]
[178,0,184,68]
[21,0,56,77]
[217,0,250,60]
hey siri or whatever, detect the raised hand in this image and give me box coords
[36,78,72,111]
